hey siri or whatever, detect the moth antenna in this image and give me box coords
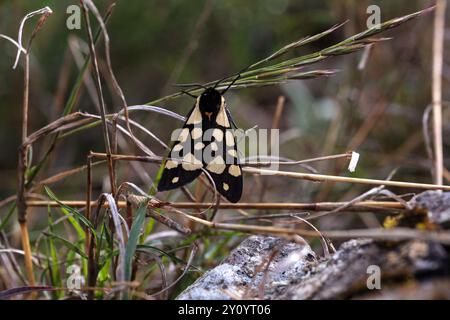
[213,74,230,89]
[220,73,242,95]
[175,83,207,90]
[181,90,198,99]
[216,64,252,94]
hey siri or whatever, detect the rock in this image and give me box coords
[177,235,317,300]
[177,236,449,300]
[357,278,450,299]
[407,191,450,225]
[279,238,448,299]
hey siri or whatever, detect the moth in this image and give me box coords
[157,77,243,203]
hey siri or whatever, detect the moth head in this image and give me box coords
[199,87,223,116]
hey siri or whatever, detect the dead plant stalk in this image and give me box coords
[26,200,404,211]
[89,151,450,191]
[17,53,35,287]
[432,0,446,185]
[244,167,450,191]
[15,7,54,288]
[80,1,117,195]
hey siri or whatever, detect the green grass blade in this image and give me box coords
[60,207,86,241]
[47,208,63,299]
[44,232,88,259]
[44,186,96,237]
[124,202,148,282]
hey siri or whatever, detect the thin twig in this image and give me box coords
[89,151,351,167]
[80,0,117,195]
[26,200,404,211]
[85,155,93,255]
[14,6,53,289]
[306,169,401,220]
[431,0,446,185]
[423,104,435,180]
[169,207,450,245]
[244,167,450,191]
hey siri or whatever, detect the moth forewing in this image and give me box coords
[215,97,230,128]
[202,137,243,202]
[157,107,203,191]
[186,97,202,125]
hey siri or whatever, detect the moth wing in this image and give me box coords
[204,105,243,203]
[157,102,204,192]
[208,163,243,203]
[157,158,202,191]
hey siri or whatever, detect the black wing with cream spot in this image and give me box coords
[204,104,243,203]
[158,94,243,203]
[157,103,203,192]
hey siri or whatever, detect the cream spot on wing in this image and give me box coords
[191,127,202,140]
[206,156,226,174]
[172,177,179,183]
[194,142,205,150]
[182,153,202,171]
[212,129,223,142]
[225,130,235,146]
[172,144,183,152]
[210,142,218,151]
[186,104,202,124]
[216,104,230,127]
[178,128,190,142]
[227,149,237,158]
[165,160,179,169]
[228,165,241,177]
[223,182,229,191]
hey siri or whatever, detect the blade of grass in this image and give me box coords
[122,202,148,302]
[43,232,88,260]
[60,207,86,241]
[44,186,96,235]
[124,202,148,282]
[45,217,63,299]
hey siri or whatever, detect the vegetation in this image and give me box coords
[0,1,447,299]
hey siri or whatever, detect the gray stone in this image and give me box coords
[177,235,316,300]
[407,191,450,225]
[177,236,449,300]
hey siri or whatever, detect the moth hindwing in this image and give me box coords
[157,87,242,203]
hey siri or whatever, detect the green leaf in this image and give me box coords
[46,208,63,299]
[142,215,155,242]
[44,232,88,259]
[44,186,96,237]
[60,207,86,241]
[124,202,148,281]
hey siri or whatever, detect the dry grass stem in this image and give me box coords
[431,0,446,185]
[26,200,404,211]
[244,167,450,191]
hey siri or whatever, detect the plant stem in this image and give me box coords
[244,167,450,191]
[17,53,36,289]
[81,1,116,195]
[432,0,446,185]
[89,151,450,191]
[26,200,404,211]
[19,221,35,287]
